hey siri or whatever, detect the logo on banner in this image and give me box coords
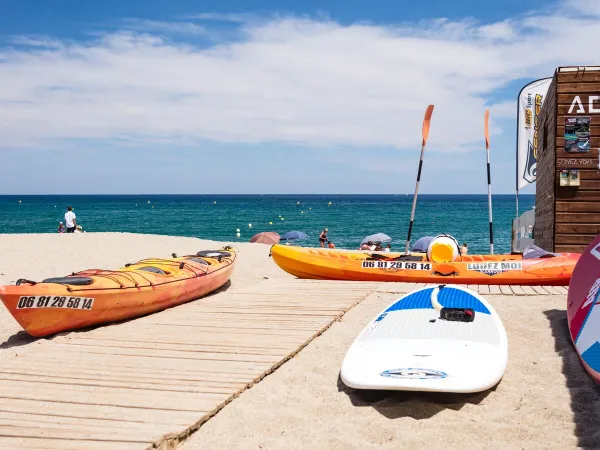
[517,78,552,189]
[467,262,523,276]
[523,93,543,184]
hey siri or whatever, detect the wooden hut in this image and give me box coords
[535,66,600,252]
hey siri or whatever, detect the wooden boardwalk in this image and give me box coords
[0,279,566,449]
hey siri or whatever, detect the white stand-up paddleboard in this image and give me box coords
[340,285,508,393]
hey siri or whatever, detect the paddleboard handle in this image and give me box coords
[431,285,445,312]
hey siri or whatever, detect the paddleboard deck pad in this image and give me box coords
[567,235,600,383]
[340,285,508,393]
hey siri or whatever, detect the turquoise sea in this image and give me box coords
[0,195,534,254]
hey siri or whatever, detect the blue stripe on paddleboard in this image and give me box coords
[383,287,491,315]
[581,341,600,373]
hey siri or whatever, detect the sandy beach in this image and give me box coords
[0,233,597,449]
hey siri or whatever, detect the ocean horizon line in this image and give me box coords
[0,193,536,197]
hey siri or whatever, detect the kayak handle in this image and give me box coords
[433,270,458,277]
[16,279,37,286]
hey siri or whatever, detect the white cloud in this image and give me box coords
[121,19,207,35]
[0,0,599,153]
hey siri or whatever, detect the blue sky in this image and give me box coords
[1,0,599,194]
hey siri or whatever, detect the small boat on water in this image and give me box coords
[270,237,579,286]
[0,247,237,337]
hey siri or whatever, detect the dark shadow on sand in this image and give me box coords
[336,373,494,420]
[0,279,233,347]
[545,309,600,449]
[0,330,40,349]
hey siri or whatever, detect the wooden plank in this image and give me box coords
[555,223,600,234]
[510,285,526,296]
[0,397,200,426]
[0,380,226,412]
[556,82,600,93]
[555,286,569,295]
[556,190,600,202]
[556,202,600,213]
[0,425,153,445]
[0,437,143,450]
[532,286,550,295]
[0,372,244,395]
[544,285,563,295]
[478,285,490,295]
[521,285,537,295]
[499,285,513,295]
[556,244,588,253]
[556,233,598,246]
[556,212,600,223]
[557,71,600,83]
[489,285,501,295]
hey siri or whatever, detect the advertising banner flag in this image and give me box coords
[516,78,553,190]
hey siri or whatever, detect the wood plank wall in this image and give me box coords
[534,73,557,251]
[554,67,600,252]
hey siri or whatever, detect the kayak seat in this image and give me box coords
[197,250,231,258]
[136,266,167,275]
[42,276,94,286]
[188,257,210,265]
[367,254,423,261]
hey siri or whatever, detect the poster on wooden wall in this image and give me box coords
[565,117,591,152]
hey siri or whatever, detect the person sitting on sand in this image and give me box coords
[327,241,335,249]
[460,242,468,255]
[319,228,328,248]
[75,225,85,233]
[57,222,66,233]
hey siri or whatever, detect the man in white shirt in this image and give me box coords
[64,206,77,233]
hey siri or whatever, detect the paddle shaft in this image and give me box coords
[486,148,494,255]
[405,143,426,254]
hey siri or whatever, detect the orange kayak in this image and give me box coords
[0,247,237,337]
[270,244,579,286]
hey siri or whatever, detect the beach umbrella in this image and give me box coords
[361,233,392,244]
[411,236,434,252]
[280,231,309,241]
[250,232,280,245]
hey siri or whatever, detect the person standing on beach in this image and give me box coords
[64,206,77,233]
[319,228,328,247]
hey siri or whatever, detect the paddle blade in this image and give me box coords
[484,108,490,150]
[422,105,435,146]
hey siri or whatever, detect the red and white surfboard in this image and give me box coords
[567,235,600,383]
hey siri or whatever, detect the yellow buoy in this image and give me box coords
[248,224,252,228]
[301,211,304,214]
[18,200,21,203]
[269,221,273,225]
[236,228,240,232]
[147,201,150,204]
[297,201,300,204]
[236,232,240,237]
[281,218,284,221]
[214,201,217,204]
